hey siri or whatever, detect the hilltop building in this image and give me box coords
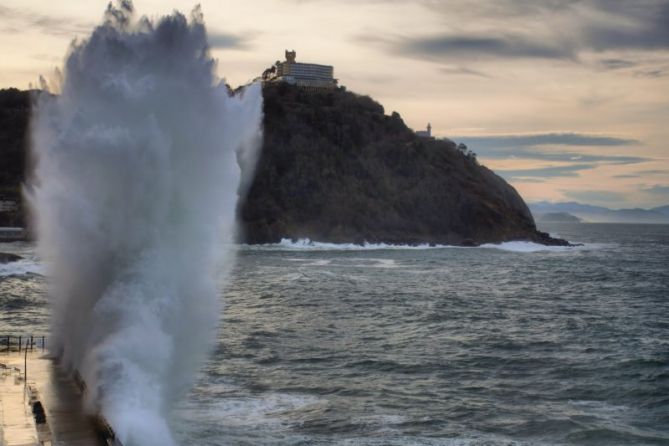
[263,50,337,89]
[416,123,432,138]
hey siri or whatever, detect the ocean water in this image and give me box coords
[1,223,668,445]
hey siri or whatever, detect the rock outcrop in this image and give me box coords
[240,84,569,246]
[0,252,22,263]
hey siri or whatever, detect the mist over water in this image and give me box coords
[27,2,263,444]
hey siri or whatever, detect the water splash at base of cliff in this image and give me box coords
[28,2,263,444]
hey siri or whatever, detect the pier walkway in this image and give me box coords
[1,348,105,446]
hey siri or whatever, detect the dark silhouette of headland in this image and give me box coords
[0,66,569,246]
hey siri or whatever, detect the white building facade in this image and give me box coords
[416,123,432,138]
[269,50,337,89]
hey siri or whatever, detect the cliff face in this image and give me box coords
[0,89,31,227]
[240,84,566,246]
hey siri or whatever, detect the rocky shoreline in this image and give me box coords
[0,252,22,263]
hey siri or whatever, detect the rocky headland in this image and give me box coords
[0,86,569,246]
[240,84,568,246]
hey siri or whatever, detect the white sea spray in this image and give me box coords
[27,2,263,444]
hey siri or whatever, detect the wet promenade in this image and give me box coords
[0,348,104,446]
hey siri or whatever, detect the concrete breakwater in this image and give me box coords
[1,336,122,446]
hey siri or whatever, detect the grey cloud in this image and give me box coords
[614,169,668,179]
[642,184,669,195]
[365,0,669,64]
[635,68,669,78]
[0,5,92,37]
[493,150,646,165]
[1,26,19,33]
[456,133,638,148]
[0,5,252,49]
[509,177,548,183]
[639,169,668,175]
[455,132,648,182]
[440,66,491,78]
[584,1,669,52]
[335,0,581,16]
[562,190,626,203]
[453,133,647,165]
[207,31,251,49]
[496,163,596,179]
[399,34,575,61]
[599,59,637,70]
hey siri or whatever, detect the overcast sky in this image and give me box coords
[1,0,668,208]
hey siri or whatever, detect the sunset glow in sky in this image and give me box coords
[1,0,668,208]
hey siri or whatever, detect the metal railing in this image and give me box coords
[0,334,47,353]
[1,335,123,446]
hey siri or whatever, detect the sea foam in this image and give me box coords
[245,238,586,252]
[0,259,44,277]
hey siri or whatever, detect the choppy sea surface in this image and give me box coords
[1,223,668,445]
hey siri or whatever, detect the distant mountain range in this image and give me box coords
[530,201,669,224]
[536,212,582,223]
